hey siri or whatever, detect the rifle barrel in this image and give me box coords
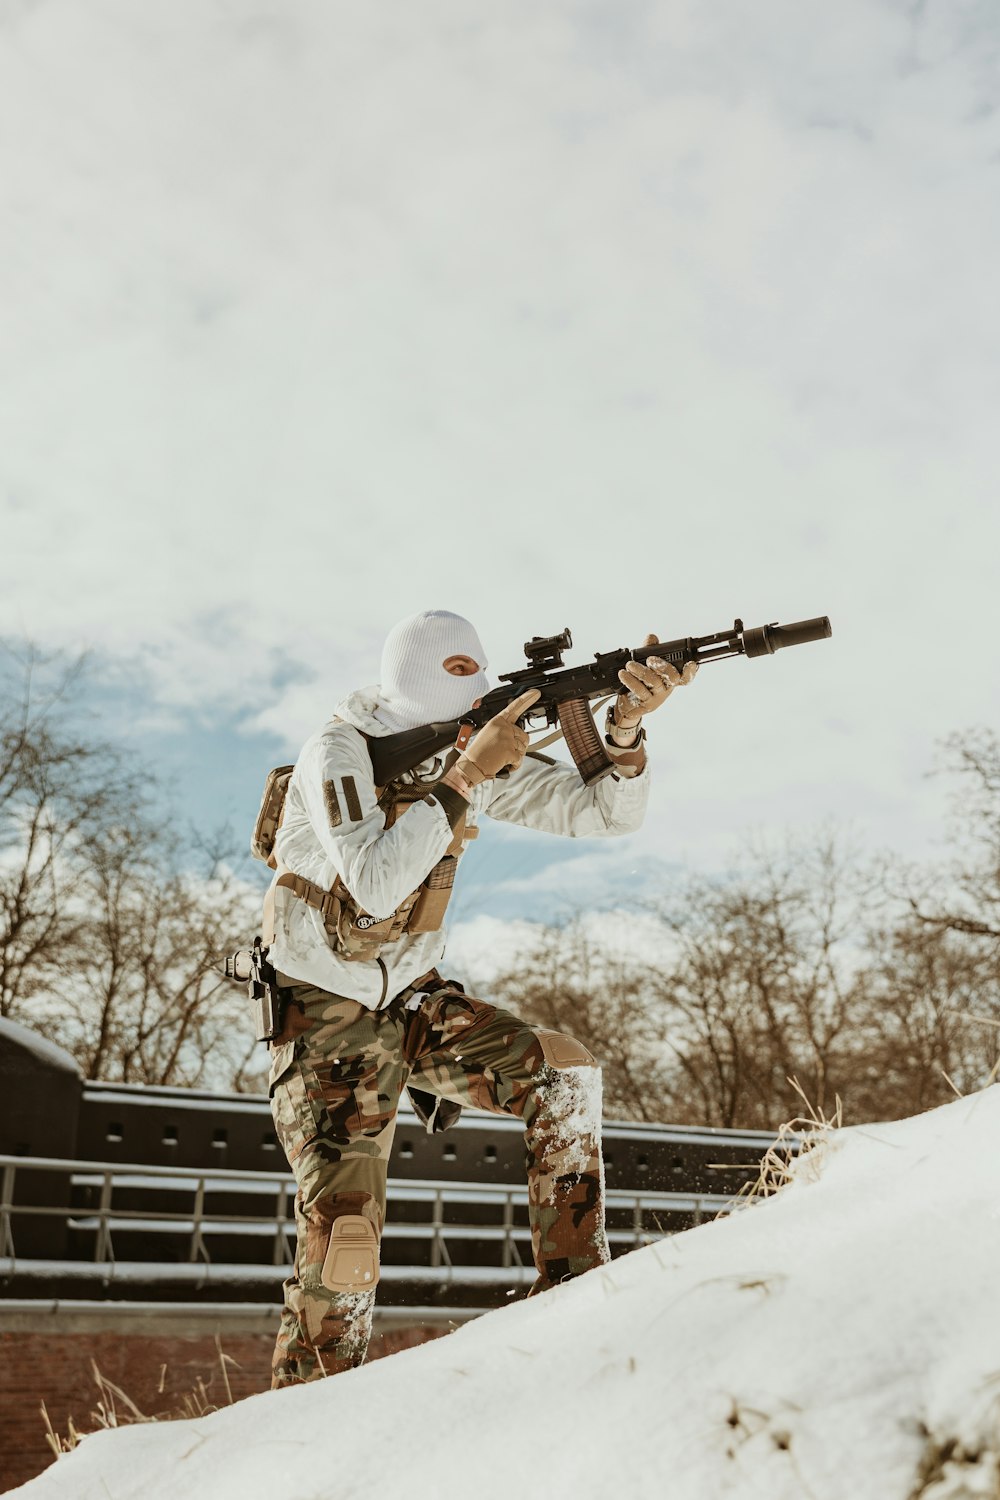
[741,616,832,657]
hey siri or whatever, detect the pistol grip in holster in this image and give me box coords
[220,940,289,1044]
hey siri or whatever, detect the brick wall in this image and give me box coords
[0,1315,450,1494]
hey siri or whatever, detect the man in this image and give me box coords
[264,609,696,1386]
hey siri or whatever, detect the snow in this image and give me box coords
[538,1063,605,1177]
[14,1089,1000,1500]
[0,1018,82,1078]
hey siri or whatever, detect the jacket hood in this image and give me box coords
[332,687,391,738]
[331,688,454,783]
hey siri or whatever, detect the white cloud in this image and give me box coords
[444,905,676,989]
[2,0,998,870]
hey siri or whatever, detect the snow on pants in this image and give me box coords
[267,971,610,1387]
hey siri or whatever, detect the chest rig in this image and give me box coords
[254,751,475,963]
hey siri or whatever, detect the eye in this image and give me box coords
[443,655,480,676]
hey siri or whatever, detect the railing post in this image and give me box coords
[429,1188,451,1269]
[274,1181,293,1267]
[633,1194,644,1248]
[501,1189,516,1269]
[190,1178,208,1264]
[1,1164,16,1259]
[503,1188,512,1272]
[95,1171,114,1263]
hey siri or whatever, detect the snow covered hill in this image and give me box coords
[17,1090,1000,1500]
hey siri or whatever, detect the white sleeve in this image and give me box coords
[481,752,649,837]
[293,727,459,918]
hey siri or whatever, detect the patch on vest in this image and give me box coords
[342,775,363,822]
[355,914,381,930]
[323,779,342,829]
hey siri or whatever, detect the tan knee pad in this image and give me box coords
[321,1215,381,1294]
[535,1028,597,1070]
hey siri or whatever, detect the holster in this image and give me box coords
[246,937,288,1044]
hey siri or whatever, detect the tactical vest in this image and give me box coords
[252,754,475,963]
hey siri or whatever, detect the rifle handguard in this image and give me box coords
[558,697,615,785]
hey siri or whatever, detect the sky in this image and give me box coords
[2,0,999,934]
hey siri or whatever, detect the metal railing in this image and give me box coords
[0,1153,738,1285]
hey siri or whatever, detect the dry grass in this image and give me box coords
[716,1077,845,1212]
[41,1337,238,1460]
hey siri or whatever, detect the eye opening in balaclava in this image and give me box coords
[373,610,490,732]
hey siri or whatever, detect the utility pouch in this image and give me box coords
[334,888,421,961]
[408,856,458,935]
[251,765,295,868]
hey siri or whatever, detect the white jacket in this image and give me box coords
[267,689,650,1006]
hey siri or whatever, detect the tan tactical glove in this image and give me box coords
[611,634,699,736]
[456,688,541,787]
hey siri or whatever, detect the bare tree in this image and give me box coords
[0,643,129,1020]
[648,835,880,1129]
[0,638,265,1091]
[910,728,1000,947]
[862,726,1000,1113]
[487,919,675,1121]
[55,813,262,1088]
[487,835,891,1131]
[860,912,1000,1119]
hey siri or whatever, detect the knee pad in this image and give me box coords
[534,1028,597,1070]
[321,1214,381,1294]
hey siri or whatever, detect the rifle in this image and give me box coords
[368,615,832,788]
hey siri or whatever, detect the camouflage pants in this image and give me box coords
[267,971,610,1387]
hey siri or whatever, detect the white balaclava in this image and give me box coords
[374,610,490,732]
